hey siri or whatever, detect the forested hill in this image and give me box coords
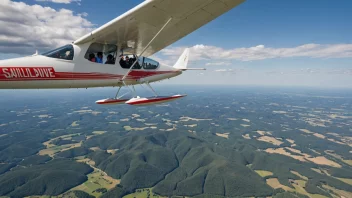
[0,87,351,197]
[85,131,272,197]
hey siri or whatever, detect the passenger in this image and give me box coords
[105,54,115,64]
[119,56,127,68]
[96,52,103,63]
[89,53,96,62]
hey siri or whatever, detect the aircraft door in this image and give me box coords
[73,43,120,88]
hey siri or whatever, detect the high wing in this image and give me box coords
[74,0,245,57]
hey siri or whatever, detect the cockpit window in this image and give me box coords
[85,43,117,64]
[143,57,159,70]
[42,45,74,60]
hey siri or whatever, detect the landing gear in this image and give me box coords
[95,86,130,105]
[113,85,131,100]
[140,82,158,97]
[114,87,121,99]
[125,94,187,106]
[96,82,186,106]
[125,82,186,106]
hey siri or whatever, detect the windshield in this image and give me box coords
[142,57,159,70]
[42,44,74,60]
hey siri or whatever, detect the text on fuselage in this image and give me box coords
[0,67,56,79]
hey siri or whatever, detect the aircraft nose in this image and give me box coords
[0,56,32,67]
[0,57,18,66]
[0,59,6,66]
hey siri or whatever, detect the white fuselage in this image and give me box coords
[0,43,182,89]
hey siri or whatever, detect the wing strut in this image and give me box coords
[121,17,173,81]
[146,82,158,97]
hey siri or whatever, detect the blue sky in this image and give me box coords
[3,0,352,87]
[28,0,352,46]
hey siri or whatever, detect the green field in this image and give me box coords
[124,188,165,198]
[255,170,274,177]
[70,169,120,197]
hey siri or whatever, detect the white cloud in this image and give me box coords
[329,69,352,75]
[35,0,81,4]
[161,43,352,62]
[206,62,231,66]
[266,68,352,76]
[0,0,93,55]
[214,69,232,72]
[213,68,247,75]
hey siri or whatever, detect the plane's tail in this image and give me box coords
[173,48,190,70]
[173,48,205,71]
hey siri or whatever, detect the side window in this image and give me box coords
[143,58,159,70]
[84,43,117,64]
[42,45,74,60]
[119,55,141,69]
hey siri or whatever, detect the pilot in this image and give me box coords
[96,52,103,63]
[89,53,96,62]
[105,54,115,64]
[65,50,72,60]
[130,55,137,65]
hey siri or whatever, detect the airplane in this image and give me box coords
[0,0,245,106]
